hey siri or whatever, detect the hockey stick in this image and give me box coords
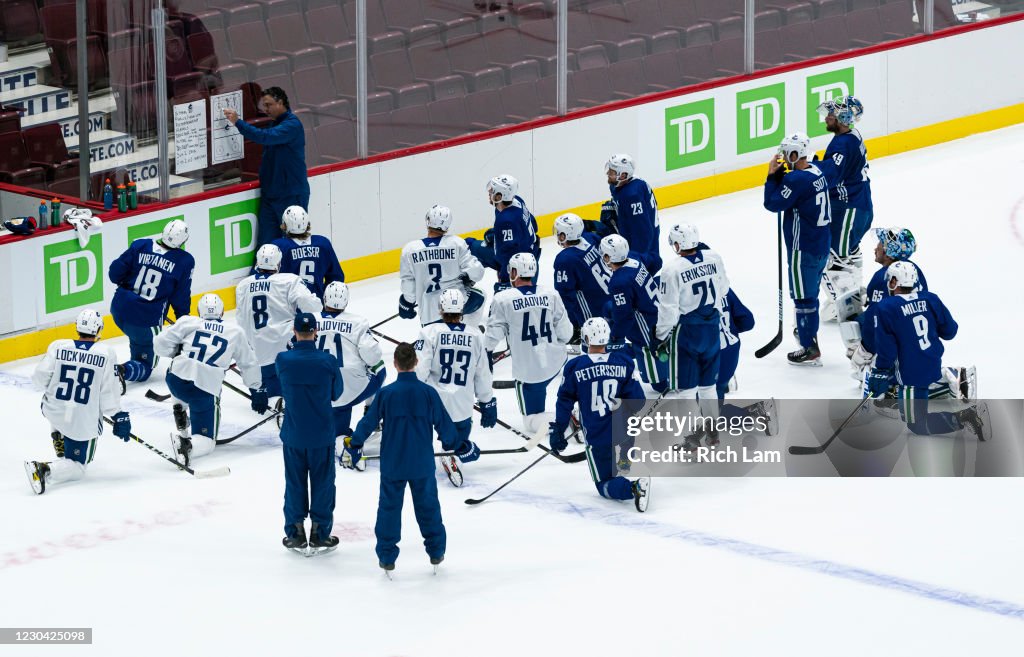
[493,380,515,389]
[755,211,784,359]
[216,410,282,445]
[146,389,172,402]
[472,405,587,464]
[371,313,400,330]
[102,417,230,478]
[371,329,401,346]
[788,396,874,455]
[464,452,550,505]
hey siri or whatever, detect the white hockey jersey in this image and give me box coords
[33,339,121,441]
[314,310,384,407]
[154,317,262,396]
[415,322,493,423]
[655,248,731,339]
[400,235,484,326]
[485,285,573,384]
[235,272,323,366]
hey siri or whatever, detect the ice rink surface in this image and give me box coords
[3,125,1024,655]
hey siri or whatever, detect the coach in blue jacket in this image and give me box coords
[345,342,478,571]
[223,86,310,249]
[276,313,343,550]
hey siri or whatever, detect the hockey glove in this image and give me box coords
[548,422,569,454]
[460,273,474,288]
[651,328,672,363]
[866,368,894,399]
[250,388,269,414]
[606,341,630,354]
[454,440,480,464]
[111,411,132,442]
[341,437,363,470]
[480,397,498,428]
[493,281,511,294]
[398,295,417,319]
[483,228,495,248]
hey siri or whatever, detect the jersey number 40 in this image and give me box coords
[590,379,620,417]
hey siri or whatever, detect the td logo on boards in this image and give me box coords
[806,67,855,138]
[736,83,786,154]
[44,236,104,314]
[664,98,715,171]
[209,199,258,274]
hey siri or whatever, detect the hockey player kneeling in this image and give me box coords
[549,318,651,512]
[155,293,263,466]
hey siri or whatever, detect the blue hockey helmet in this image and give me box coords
[817,95,863,127]
[875,226,916,260]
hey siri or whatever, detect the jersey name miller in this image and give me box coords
[900,299,928,316]
[410,247,457,263]
[511,295,551,311]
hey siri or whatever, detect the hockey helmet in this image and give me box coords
[600,234,630,265]
[486,174,518,204]
[508,252,537,281]
[779,132,812,164]
[875,226,916,261]
[605,153,635,181]
[76,308,104,337]
[161,219,189,249]
[3,216,36,236]
[255,244,283,272]
[581,317,611,348]
[198,293,225,320]
[439,287,467,314]
[281,206,310,236]
[886,260,919,291]
[817,95,864,127]
[425,205,453,233]
[324,281,350,312]
[553,213,584,245]
[668,223,700,252]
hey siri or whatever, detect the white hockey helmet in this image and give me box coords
[886,260,919,291]
[439,287,467,314]
[668,223,700,252]
[255,243,283,272]
[508,251,537,281]
[581,317,611,348]
[281,205,310,235]
[425,204,453,233]
[197,293,225,320]
[779,132,812,164]
[324,281,350,312]
[553,213,584,246]
[600,234,630,265]
[75,308,104,337]
[486,174,518,204]
[605,153,635,181]
[161,219,189,249]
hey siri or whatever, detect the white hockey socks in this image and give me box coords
[190,434,216,460]
[46,457,86,485]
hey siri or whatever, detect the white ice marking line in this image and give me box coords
[481,488,1024,622]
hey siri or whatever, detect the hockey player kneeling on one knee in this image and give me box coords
[108,219,195,385]
[344,343,476,571]
[156,293,263,468]
[484,252,573,434]
[548,318,651,513]
[865,262,989,441]
[277,313,344,552]
[25,309,132,495]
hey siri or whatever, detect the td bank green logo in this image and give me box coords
[209,199,258,274]
[127,215,184,246]
[44,236,104,314]
[806,67,855,138]
[664,98,715,171]
[736,83,786,154]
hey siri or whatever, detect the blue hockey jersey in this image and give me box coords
[271,234,344,299]
[607,256,659,347]
[873,291,957,387]
[493,195,540,283]
[555,351,645,446]
[609,178,661,273]
[763,164,832,257]
[859,260,928,354]
[553,238,611,327]
[719,288,755,350]
[815,130,872,210]
[109,238,195,326]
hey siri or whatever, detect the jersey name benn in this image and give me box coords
[137,252,176,273]
[573,363,628,382]
[289,246,321,259]
[411,247,456,263]
[440,332,473,347]
[54,349,107,367]
[511,295,550,312]
[248,280,272,293]
[678,261,718,284]
[900,299,928,316]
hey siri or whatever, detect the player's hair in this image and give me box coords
[441,312,463,324]
[394,342,418,370]
[261,86,291,110]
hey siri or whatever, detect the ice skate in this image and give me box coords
[380,562,396,580]
[787,339,822,367]
[274,398,285,431]
[958,403,990,442]
[170,433,193,469]
[439,455,463,487]
[24,461,49,495]
[632,477,651,513]
[747,398,779,436]
[307,523,339,556]
[430,555,444,574]
[283,523,308,554]
[704,428,720,448]
[115,364,126,395]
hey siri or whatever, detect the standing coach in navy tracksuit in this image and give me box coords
[276,313,343,551]
[223,86,310,249]
[344,342,478,572]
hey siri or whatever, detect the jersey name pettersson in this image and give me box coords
[201,320,225,334]
[319,318,354,333]
[54,349,107,367]
[289,245,321,259]
[440,332,474,347]
[901,299,928,316]
[410,247,457,263]
[678,261,719,284]
[511,295,551,311]
[137,252,177,273]
[573,363,629,382]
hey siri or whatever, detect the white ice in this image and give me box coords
[3,125,1024,656]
